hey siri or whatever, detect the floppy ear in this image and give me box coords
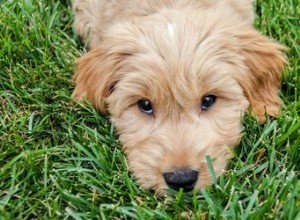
[72,44,127,113]
[237,31,287,122]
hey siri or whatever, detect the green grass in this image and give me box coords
[0,0,299,219]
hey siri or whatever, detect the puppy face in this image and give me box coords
[72,9,286,194]
[107,52,250,192]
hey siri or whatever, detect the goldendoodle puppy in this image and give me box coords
[72,0,286,194]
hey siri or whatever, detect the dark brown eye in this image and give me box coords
[138,100,153,115]
[201,95,216,110]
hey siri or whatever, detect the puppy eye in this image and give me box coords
[138,99,153,115]
[201,95,216,111]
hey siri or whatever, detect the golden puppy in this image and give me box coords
[72,0,286,194]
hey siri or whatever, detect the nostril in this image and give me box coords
[163,169,199,192]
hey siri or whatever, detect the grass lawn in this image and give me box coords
[0,0,299,219]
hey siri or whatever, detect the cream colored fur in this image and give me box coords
[72,0,286,194]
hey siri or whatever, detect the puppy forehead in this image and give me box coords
[120,52,240,107]
[112,13,246,105]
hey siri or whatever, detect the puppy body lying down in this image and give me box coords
[72,0,286,194]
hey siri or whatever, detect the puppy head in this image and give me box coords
[72,8,286,194]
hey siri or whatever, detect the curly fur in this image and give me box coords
[72,0,286,194]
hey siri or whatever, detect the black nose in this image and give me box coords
[163,169,199,192]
